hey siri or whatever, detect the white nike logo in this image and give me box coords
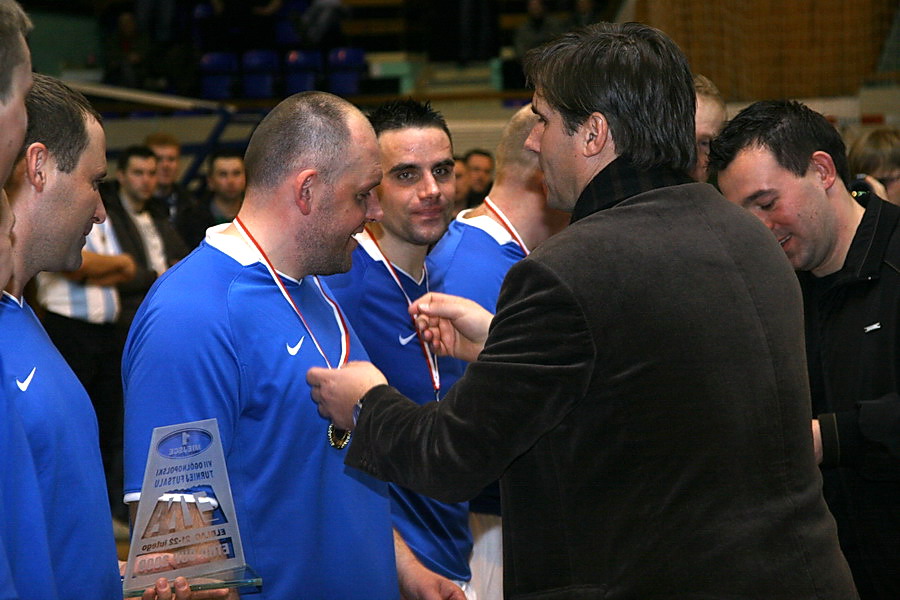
[864,322,881,333]
[16,367,36,392]
[398,332,417,346]
[286,337,305,356]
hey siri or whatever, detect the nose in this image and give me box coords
[365,192,383,223]
[419,172,440,200]
[94,194,108,224]
[524,122,542,154]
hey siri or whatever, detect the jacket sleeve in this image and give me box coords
[345,257,596,503]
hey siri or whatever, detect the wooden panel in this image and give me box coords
[634,0,896,101]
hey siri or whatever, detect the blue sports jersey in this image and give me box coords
[325,234,472,582]
[0,366,58,600]
[123,229,399,600]
[427,211,527,516]
[0,294,120,599]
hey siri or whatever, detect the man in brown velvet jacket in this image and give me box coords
[309,23,858,600]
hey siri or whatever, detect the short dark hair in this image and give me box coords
[0,0,32,103]
[117,145,157,172]
[367,98,452,145]
[244,91,353,190]
[144,131,180,148]
[206,149,244,171]
[523,22,695,172]
[20,73,102,174]
[708,100,851,187]
[463,148,493,164]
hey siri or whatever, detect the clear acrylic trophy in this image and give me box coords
[122,419,261,597]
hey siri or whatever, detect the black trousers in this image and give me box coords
[42,311,128,522]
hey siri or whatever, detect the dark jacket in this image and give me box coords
[100,182,188,332]
[800,194,900,597]
[347,159,857,599]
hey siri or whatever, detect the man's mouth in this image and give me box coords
[777,234,792,247]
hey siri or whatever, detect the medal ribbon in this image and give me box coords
[484,196,530,256]
[233,217,350,368]
[363,227,441,397]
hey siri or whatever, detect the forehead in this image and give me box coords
[150,144,179,156]
[696,96,725,125]
[378,127,452,163]
[718,145,795,199]
[211,157,244,172]
[125,155,156,171]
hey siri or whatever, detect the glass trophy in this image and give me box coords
[122,419,261,597]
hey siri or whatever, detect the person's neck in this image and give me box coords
[123,190,147,213]
[4,245,35,300]
[812,189,866,277]
[213,194,242,220]
[155,182,174,197]
[226,213,308,281]
[366,222,428,281]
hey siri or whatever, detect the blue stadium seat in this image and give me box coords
[199,52,238,99]
[327,47,366,96]
[242,50,280,98]
[285,50,322,94]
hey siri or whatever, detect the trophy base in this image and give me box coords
[123,565,262,597]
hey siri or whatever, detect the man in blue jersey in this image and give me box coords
[426,104,568,600]
[0,3,45,595]
[1,72,214,600]
[323,99,472,597]
[123,91,466,600]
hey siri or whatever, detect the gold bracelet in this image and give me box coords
[327,423,351,449]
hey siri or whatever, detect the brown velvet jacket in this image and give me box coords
[347,159,858,599]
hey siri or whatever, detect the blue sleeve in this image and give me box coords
[123,291,242,496]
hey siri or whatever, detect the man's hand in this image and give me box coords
[409,292,492,362]
[394,531,467,600]
[307,361,388,431]
[139,576,236,599]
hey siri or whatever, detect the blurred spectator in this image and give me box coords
[453,156,470,217]
[464,149,494,208]
[144,131,200,247]
[103,10,151,88]
[297,0,348,51]
[514,0,565,60]
[566,0,601,28]
[177,149,246,246]
[848,126,900,205]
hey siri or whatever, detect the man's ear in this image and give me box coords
[583,112,610,157]
[24,143,50,193]
[810,150,838,191]
[293,169,318,215]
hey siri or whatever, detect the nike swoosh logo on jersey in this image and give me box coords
[286,337,305,356]
[398,332,417,346]
[16,367,36,392]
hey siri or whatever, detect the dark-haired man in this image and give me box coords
[463,149,493,207]
[323,99,470,596]
[711,99,900,599]
[309,22,857,599]
[101,145,187,332]
[0,3,56,599]
[2,72,220,600]
[123,91,466,600]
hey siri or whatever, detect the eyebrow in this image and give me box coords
[388,159,454,175]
